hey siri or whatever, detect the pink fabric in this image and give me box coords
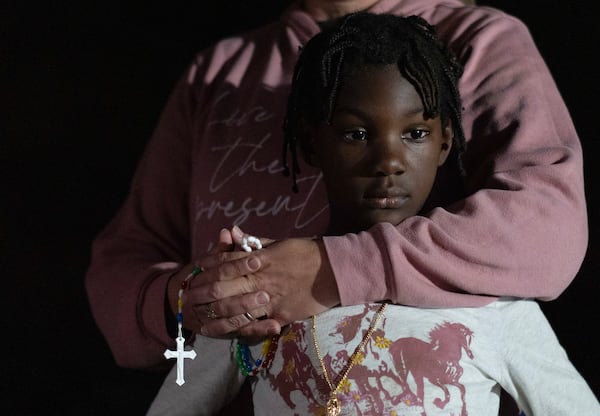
[85,0,587,369]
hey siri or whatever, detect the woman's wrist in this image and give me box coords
[311,238,341,309]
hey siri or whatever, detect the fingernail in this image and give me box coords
[247,256,260,271]
[256,291,270,305]
[268,326,281,336]
[232,225,243,238]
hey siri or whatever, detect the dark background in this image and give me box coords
[2,1,598,414]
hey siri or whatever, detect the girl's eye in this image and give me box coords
[403,128,430,142]
[342,129,368,142]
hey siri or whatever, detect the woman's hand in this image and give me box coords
[177,227,340,338]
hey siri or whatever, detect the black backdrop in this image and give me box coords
[2,1,598,414]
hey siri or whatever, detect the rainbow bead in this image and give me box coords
[236,334,280,376]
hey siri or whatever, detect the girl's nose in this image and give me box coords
[372,138,405,176]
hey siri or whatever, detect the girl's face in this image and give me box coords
[308,64,453,234]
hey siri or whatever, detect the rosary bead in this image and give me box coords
[236,334,280,376]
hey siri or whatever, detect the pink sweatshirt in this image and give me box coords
[85,0,587,369]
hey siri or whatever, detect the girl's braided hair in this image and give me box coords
[282,12,466,192]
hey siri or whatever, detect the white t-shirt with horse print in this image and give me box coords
[251,298,598,416]
[147,298,599,415]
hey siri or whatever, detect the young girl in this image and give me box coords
[148,12,599,416]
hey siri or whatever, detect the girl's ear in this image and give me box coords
[301,126,320,167]
[438,122,454,166]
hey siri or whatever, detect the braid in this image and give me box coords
[282,12,467,192]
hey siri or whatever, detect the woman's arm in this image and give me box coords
[189,10,587,338]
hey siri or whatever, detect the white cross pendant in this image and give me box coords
[163,336,197,386]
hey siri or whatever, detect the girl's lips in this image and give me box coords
[363,185,408,209]
[363,195,409,209]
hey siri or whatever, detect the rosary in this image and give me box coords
[163,266,203,386]
[164,234,277,385]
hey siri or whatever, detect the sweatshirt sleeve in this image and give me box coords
[85,69,197,369]
[323,12,588,308]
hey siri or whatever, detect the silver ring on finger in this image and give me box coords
[243,311,256,321]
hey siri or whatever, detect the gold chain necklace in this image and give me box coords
[311,303,387,416]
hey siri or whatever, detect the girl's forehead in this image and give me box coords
[333,69,426,120]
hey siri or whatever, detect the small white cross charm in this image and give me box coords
[164,336,197,386]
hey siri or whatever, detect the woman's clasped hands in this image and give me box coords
[170,226,340,339]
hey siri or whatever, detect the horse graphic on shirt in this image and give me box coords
[329,306,474,412]
[268,306,474,415]
[389,321,474,416]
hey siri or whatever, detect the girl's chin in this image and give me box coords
[361,210,411,228]
[328,211,411,234]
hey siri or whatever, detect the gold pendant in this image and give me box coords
[326,395,341,416]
